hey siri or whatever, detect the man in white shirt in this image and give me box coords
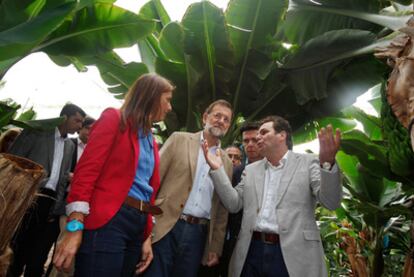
[7,104,85,277]
[203,115,342,277]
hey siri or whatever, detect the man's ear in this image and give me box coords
[202,112,208,126]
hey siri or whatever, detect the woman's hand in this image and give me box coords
[135,236,153,274]
[53,231,83,272]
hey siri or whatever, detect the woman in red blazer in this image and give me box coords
[54,73,174,276]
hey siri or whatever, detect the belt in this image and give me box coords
[252,231,280,244]
[179,214,209,225]
[124,196,163,215]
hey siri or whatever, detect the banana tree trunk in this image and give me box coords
[0,153,44,276]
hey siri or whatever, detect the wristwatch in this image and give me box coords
[66,219,84,232]
[321,161,332,170]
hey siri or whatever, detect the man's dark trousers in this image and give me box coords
[7,189,60,277]
[241,239,289,277]
[145,219,208,277]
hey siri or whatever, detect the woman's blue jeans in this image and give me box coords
[74,204,147,277]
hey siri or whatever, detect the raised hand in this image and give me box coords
[318,124,341,165]
[201,139,223,170]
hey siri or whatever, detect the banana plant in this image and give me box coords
[125,0,407,144]
[0,0,156,79]
[295,83,414,276]
[0,99,64,132]
[279,0,411,120]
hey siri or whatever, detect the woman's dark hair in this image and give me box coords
[120,73,174,133]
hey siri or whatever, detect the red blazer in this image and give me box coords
[67,108,160,240]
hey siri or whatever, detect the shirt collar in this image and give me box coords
[77,137,85,147]
[200,131,221,149]
[138,128,153,147]
[265,150,289,170]
[55,128,66,139]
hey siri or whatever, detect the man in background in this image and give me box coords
[48,116,95,277]
[225,145,242,167]
[7,104,85,277]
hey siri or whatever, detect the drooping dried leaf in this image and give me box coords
[375,18,414,128]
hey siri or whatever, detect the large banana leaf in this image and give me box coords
[11,117,65,131]
[155,22,187,132]
[225,0,287,117]
[137,0,171,72]
[0,0,47,31]
[42,4,156,56]
[342,106,382,140]
[0,1,76,61]
[282,29,388,106]
[225,0,287,63]
[138,0,170,34]
[177,1,235,130]
[293,116,356,145]
[282,0,410,45]
[80,51,149,98]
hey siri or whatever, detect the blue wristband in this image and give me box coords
[66,219,84,232]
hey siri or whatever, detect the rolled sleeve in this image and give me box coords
[66,201,90,216]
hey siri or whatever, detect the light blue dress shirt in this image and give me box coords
[182,133,218,219]
[128,129,155,202]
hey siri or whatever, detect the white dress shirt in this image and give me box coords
[182,132,219,219]
[254,151,289,234]
[44,128,66,191]
[77,137,86,161]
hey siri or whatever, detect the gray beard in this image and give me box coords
[205,123,225,138]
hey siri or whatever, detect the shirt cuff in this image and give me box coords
[66,201,90,216]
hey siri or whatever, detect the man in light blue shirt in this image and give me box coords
[144,100,234,277]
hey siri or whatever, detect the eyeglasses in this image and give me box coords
[211,112,231,124]
[227,153,241,160]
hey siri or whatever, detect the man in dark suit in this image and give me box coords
[48,116,95,277]
[7,104,85,277]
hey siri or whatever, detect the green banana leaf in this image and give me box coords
[42,4,156,56]
[225,0,287,63]
[16,107,36,121]
[0,102,19,128]
[282,0,409,45]
[139,0,170,34]
[11,117,65,130]
[175,1,235,130]
[159,22,185,63]
[80,51,148,97]
[342,106,382,140]
[341,129,390,176]
[225,0,287,117]
[282,29,388,106]
[0,0,47,31]
[137,0,171,72]
[0,2,76,61]
[293,117,356,145]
